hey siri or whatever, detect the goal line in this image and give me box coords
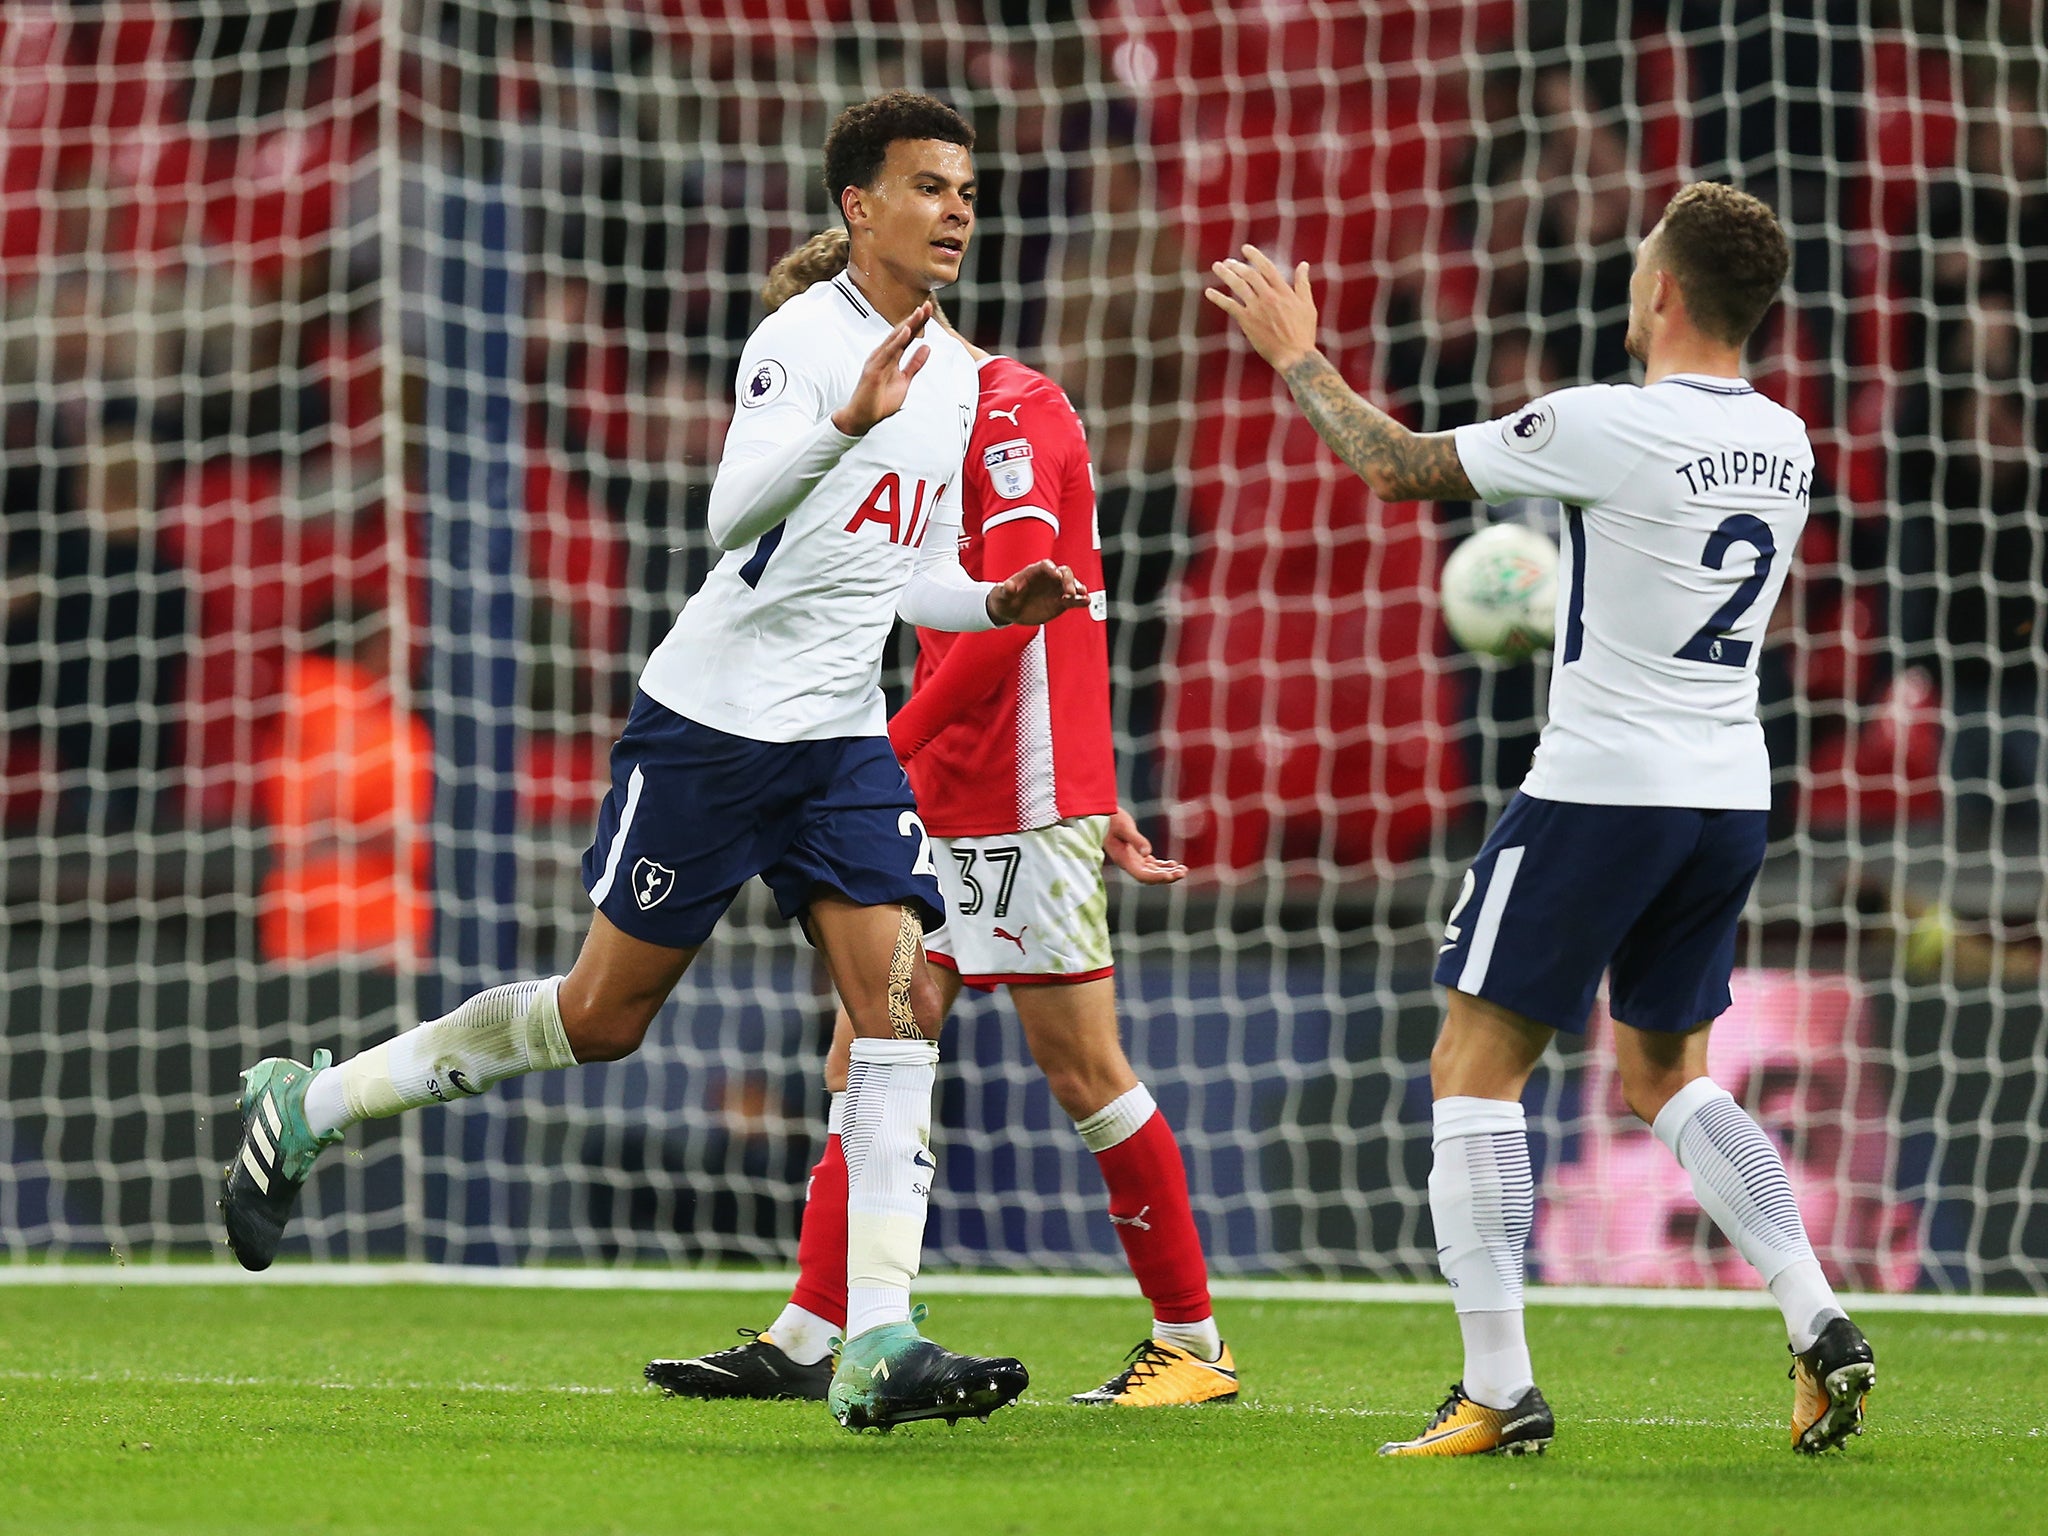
[4,1264,2044,1316]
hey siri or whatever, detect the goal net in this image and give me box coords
[2,1,2043,1294]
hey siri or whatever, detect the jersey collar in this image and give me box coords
[1655,373,1756,396]
[829,272,881,323]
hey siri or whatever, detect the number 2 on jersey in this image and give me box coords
[1675,513,1776,668]
[897,811,938,878]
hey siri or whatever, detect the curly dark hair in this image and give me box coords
[822,90,974,223]
[1654,181,1791,346]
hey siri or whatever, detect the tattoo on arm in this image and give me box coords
[1280,352,1477,502]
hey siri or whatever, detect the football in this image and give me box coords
[1439,521,1559,660]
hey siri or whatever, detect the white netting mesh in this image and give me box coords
[1,1,2043,1292]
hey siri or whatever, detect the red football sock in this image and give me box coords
[1095,1110,1213,1323]
[787,1132,849,1330]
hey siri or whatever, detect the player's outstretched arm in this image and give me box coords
[887,513,1054,763]
[1206,245,1476,505]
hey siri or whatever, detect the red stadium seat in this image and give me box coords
[1803,666,1945,830]
[1133,1,1492,875]
[524,452,629,663]
[1865,36,1960,241]
[310,0,384,134]
[1164,577,1463,873]
[520,731,610,828]
[305,314,387,448]
[0,12,73,280]
[1167,390,1464,873]
[160,459,351,824]
[0,4,188,278]
[200,118,356,286]
[0,733,54,831]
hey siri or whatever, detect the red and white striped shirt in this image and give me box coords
[890,355,1118,837]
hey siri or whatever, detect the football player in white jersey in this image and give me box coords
[1210,181,1876,1457]
[221,92,1086,1432]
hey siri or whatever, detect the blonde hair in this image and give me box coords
[761,229,850,313]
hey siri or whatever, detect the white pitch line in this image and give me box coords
[0,1371,1785,1427]
[0,1371,1840,1432]
[0,1368,620,1395]
[1,1264,2045,1316]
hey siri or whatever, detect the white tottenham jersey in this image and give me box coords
[639,272,978,741]
[1453,374,1813,810]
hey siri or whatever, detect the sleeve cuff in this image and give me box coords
[1451,422,1502,505]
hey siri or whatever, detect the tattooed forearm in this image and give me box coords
[1280,351,1476,502]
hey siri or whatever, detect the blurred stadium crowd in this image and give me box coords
[1,1,2042,945]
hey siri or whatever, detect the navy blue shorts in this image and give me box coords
[581,691,946,950]
[1431,792,1768,1035]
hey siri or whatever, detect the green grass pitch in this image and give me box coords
[3,1282,2042,1535]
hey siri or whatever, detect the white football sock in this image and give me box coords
[845,1284,903,1341]
[1152,1316,1222,1362]
[301,977,576,1137]
[1073,1084,1154,1153]
[765,1303,839,1366]
[840,1035,939,1340]
[1430,1095,1536,1410]
[1653,1077,1843,1351]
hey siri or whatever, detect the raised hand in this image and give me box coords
[986,559,1089,627]
[833,299,937,437]
[1204,244,1320,373]
[1104,808,1187,885]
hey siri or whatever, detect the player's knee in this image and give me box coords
[556,983,654,1064]
[906,968,947,1039]
[1033,1041,1131,1121]
[1620,1079,1664,1125]
[1619,1064,1694,1125]
[1427,1026,1456,1085]
[848,977,944,1042]
[1428,1023,1481,1096]
[1040,1063,1101,1120]
[561,1014,646,1064]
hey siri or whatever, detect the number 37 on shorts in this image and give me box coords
[922,815,1117,990]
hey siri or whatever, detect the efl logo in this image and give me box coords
[844,473,945,546]
[983,438,1034,499]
